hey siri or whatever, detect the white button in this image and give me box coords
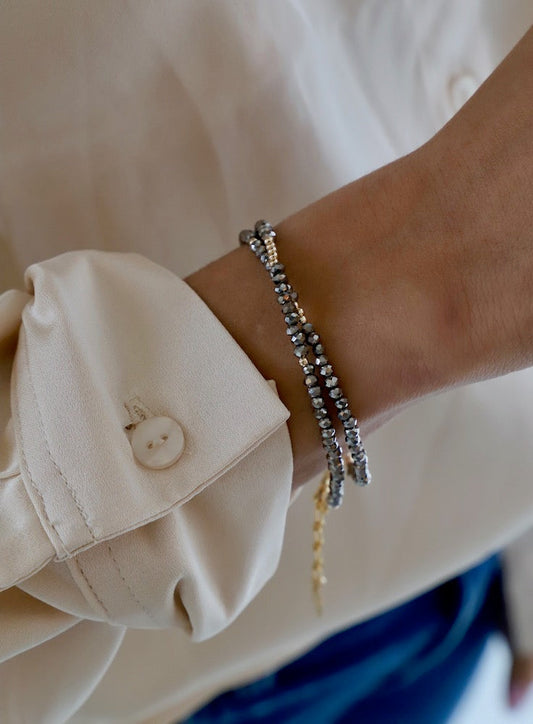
[131,416,185,469]
[449,73,478,112]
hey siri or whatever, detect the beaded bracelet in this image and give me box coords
[239,219,371,613]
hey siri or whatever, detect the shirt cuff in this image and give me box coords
[12,250,292,560]
[2,250,294,640]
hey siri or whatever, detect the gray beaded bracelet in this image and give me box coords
[239,219,371,510]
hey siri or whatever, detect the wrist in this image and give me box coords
[274,151,456,434]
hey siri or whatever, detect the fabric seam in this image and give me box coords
[54,417,290,560]
[73,557,111,618]
[12,368,68,552]
[107,543,158,624]
[22,326,96,542]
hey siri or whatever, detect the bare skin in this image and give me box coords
[186,26,533,706]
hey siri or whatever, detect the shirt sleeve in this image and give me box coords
[0,249,294,662]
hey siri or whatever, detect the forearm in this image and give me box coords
[186,24,533,492]
[185,152,444,489]
[417,24,533,385]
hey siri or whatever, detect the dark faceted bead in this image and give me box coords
[302,322,314,334]
[318,417,332,429]
[269,262,285,274]
[311,397,325,409]
[302,364,315,375]
[250,239,262,251]
[334,397,349,410]
[329,482,344,497]
[239,229,255,245]
[346,437,361,450]
[328,481,343,494]
[328,492,344,508]
[338,408,352,422]
[260,253,269,265]
[304,374,318,387]
[254,219,272,233]
[272,273,287,284]
[256,228,275,241]
[313,343,325,356]
[325,376,339,388]
[329,387,343,399]
[314,407,328,420]
[321,428,335,439]
[255,222,275,240]
[284,312,300,326]
[293,345,308,358]
[291,332,306,345]
[316,354,328,366]
[274,283,290,295]
[277,294,290,305]
[288,290,298,301]
[254,245,266,257]
[348,445,358,458]
[307,332,320,346]
[361,468,371,482]
[343,416,356,429]
[307,386,322,397]
[286,324,301,336]
[351,462,363,476]
[282,302,295,314]
[329,476,344,491]
[320,364,334,377]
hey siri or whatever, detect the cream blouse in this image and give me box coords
[1,2,533,722]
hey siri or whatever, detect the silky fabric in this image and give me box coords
[1,2,533,723]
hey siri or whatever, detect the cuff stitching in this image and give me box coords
[73,557,111,618]
[106,543,158,624]
[23,328,96,543]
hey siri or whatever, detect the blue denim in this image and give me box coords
[182,554,506,723]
